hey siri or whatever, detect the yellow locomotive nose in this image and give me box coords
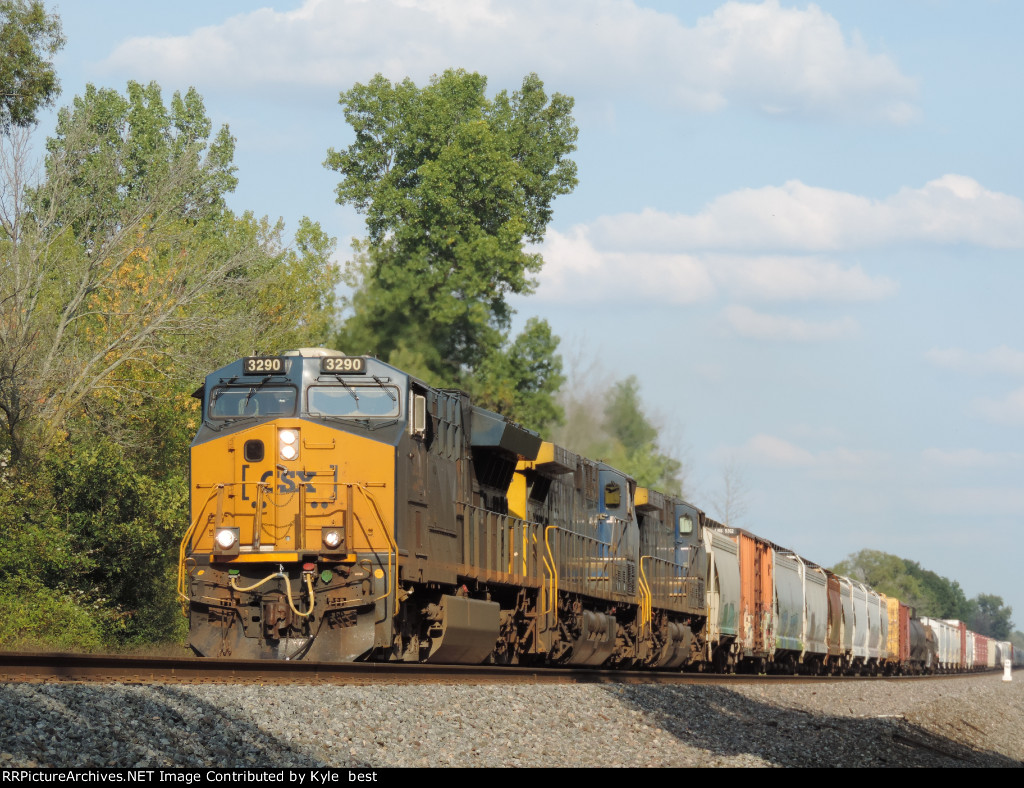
[187,421,396,561]
[181,416,399,661]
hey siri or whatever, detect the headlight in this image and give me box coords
[323,528,343,550]
[215,529,237,549]
[279,429,299,461]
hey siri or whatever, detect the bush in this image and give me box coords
[0,438,189,650]
[0,580,105,652]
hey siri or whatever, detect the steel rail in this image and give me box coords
[0,652,1008,687]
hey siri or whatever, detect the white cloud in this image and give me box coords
[921,448,1023,468]
[736,434,815,466]
[925,346,1024,376]
[589,176,1024,253]
[536,228,896,305]
[102,0,917,122]
[686,0,918,123]
[533,174,1021,306]
[537,227,716,304]
[710,255,898,301]
[972,387,1024,427]
[728,434,886,477]
[723,305,859,341]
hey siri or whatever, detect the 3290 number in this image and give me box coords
[321,356,366,374]
[243,357,285,374]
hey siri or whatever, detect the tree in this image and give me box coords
[553,368,687,496]
[325,69,576,427]
[0,0,64,133]
[472,317,565,429]
[832,549,930,611]
[0,80,339,648]
[970,594,1013,640]
[601,376,684,495]
[0,81,338,465]
[832,549,979,621]
[709,456,750,527]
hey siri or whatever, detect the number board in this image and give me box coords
[242,357,286,375]
[321,356,366,374]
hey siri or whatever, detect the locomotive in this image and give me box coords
[179,349,1015,673]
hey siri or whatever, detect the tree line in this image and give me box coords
[0,2,339,647]
[831,549,1015,641]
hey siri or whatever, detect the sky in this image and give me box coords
[39,0,1024,626]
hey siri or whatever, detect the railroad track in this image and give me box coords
[0,652,992,686]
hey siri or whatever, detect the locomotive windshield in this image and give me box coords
[307,385,401,418]
[209,385,296,419]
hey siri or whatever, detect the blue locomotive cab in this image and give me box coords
[594,464,640,596]
[195,349,409,438]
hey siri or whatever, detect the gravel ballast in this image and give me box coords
[1,672,1021,768]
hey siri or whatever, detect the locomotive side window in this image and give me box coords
[307,386,400,418]
[604,482,621,508]
[410,391,427,435]
[209,386,296,419]
[678,514,694,536]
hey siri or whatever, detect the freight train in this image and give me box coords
[179,349,1017,672]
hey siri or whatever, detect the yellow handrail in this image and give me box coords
[638,555,653,637]
[177,484,223,608]
[543,526,559,625]
[506,519,515,574]
[177,481,272,610]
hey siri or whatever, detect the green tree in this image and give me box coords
[472,317,565,430]
[0,457,107,649]
[601,376,683,494]
[554,371,686,496]
[832,549,975,620]
[325,69,576,428]
[0,81,338,465]
[0,80,340,649]
[914,565,974,621]
[970,594,1013,640]
[833,549,929,610]
[47,441,188,644]
[0,0,64,133]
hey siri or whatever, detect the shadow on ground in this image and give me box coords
[608,682,1022,767]
[0,683,322,768]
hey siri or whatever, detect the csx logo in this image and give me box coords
[261,468,317,494]
[240,464,337,498]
